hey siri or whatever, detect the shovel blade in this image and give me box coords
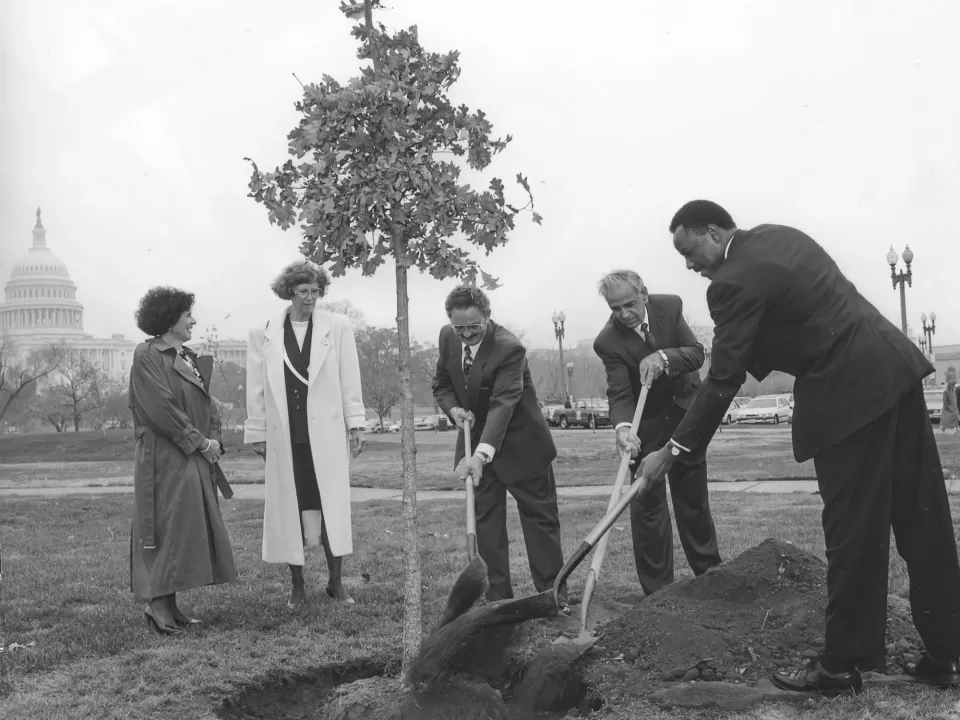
[553,629,600,655]
[474,590,559,628]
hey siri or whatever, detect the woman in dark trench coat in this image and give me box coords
[129,286,237,634]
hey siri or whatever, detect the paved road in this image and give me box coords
[3,479,959,499]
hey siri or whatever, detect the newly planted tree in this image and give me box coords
[246,0,539,673]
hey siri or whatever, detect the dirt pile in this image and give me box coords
[588,538,923,690]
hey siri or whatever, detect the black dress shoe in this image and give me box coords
[907,652,960,687]
[771,661,863,696]
[144,605,183,636]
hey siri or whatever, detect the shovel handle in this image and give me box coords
[463,418,479,560]
[579,386,650,629]
[549,472,655,603]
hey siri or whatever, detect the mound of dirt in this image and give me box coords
[587,538,924,691]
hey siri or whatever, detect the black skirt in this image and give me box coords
[291,442,323,513]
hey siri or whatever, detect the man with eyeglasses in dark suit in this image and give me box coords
[432,284,569,613]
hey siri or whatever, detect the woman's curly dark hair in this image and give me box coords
[135,286,195,337]
[270,261,331,300]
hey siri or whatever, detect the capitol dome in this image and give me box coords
[1,208,86,337]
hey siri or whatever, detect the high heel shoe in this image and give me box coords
[171,607,202,626]
[326,584,356,605]
[144,605,183,635]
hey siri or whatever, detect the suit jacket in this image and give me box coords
[672,224,933,463]
[593,294,705,426]
[432,320,556,484]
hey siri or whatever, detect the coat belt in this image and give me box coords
[132,419,234,551]
[135,425,158,550]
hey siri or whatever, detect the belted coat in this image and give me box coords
[128,338,236,600]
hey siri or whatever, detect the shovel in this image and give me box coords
[564,384,649,643]
[466,463,660,629]
[437,418,490,627]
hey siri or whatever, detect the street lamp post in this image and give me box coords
[921,312,936,356]
[552,310,567,403]
[919,338,927,355]
[886,245,914,334]
[565,361,575,404]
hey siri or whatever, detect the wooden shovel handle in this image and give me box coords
[463,418,479,560]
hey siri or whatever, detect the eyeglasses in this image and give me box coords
[295,288,322,299]
[451,323,485,334]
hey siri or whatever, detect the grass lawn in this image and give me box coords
[3,427,959,490]
[1,492,959,719]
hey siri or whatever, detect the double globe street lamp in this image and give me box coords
[552,310,569,405]
[886,245,914,334]
[921,312,936,356]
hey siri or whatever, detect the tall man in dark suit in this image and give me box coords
[593,270,721,596]
[639,200,960,693]
[432,284,569,612]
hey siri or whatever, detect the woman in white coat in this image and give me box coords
[245,261,366,607]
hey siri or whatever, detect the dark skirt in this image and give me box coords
[292,442,323,512]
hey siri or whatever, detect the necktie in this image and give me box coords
[640,322,659,351]
[463,345,473,382]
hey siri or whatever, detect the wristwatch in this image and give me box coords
[657,349,670,376]
[475,451,491,465]
[666,440,682,457]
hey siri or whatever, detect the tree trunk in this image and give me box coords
[393,241,422,677]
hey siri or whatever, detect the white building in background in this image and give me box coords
[1,209,247,377]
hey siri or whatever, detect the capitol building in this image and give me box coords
[1,209,247,377]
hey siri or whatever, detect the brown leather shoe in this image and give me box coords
[771,660,863,696]
[907,652,960,687]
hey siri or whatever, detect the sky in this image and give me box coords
[2,0,958,351]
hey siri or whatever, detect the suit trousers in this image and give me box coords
[630,402,722,596]
[474,462,567,602]
[814,385,960,670]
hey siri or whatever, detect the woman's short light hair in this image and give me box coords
[597,270,647,300]
[270,261,331,300]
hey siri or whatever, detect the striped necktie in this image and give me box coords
[463,344,473,382]
[640,322,659,351]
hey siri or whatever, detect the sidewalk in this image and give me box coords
[3,479,959,499]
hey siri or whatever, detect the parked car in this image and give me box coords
[387,421,402,433]
[734,395,794,425]
[539,401,565,422]
[413,415,435,431]
[550,400,611,430]
[364,419,386,434]
[924,387,944,425]
[721,397,750,425]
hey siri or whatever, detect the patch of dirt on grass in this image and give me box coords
[587,538,924,699]
[216,660,389,720]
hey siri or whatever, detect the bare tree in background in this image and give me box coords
[0,336,64,425]
[356,327,402,430]
[54,352,105,432]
